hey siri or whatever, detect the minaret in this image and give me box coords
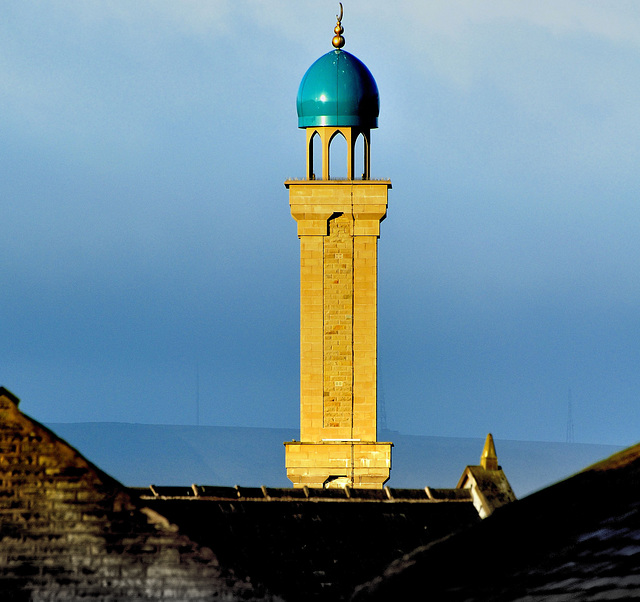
[284,5,392,489]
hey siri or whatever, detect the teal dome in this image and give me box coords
[297,49,379,129]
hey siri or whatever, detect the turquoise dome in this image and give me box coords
[296,49,379,129]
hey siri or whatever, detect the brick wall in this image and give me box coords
[0,389,272,601]
[323,213,354,430]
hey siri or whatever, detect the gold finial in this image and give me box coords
[332,3,345,49]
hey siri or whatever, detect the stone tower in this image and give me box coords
[284,7,392,489]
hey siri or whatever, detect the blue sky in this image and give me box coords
[2,1,640,446]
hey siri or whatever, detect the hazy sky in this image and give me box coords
[2,1,640,446]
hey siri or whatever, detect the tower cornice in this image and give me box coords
[287,180,390,237]
[284,179,391,188]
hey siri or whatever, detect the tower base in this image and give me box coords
[284,441,392,489]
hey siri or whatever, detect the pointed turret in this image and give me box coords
[480,433,499,471]
[457,434,516,518]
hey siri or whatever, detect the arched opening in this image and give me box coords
[354,133,366,180]
[307,130,322,180]
[328,130,348,180]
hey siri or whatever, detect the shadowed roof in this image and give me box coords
[353,443,640,601]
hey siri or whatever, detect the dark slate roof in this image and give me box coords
[131,485,480,602]
[0,388,274,601]
[352,442,640,602]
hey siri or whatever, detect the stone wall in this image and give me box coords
[285,179,392,488]
[0,388,272,601]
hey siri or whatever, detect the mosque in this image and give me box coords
[0,6,637,601]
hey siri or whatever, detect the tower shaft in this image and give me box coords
[284,180,392,489]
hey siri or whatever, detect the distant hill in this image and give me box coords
[46,423,624,498]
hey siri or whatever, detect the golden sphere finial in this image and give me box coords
[332,3,345,49]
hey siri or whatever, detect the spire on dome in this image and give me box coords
[332,3,345,49]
